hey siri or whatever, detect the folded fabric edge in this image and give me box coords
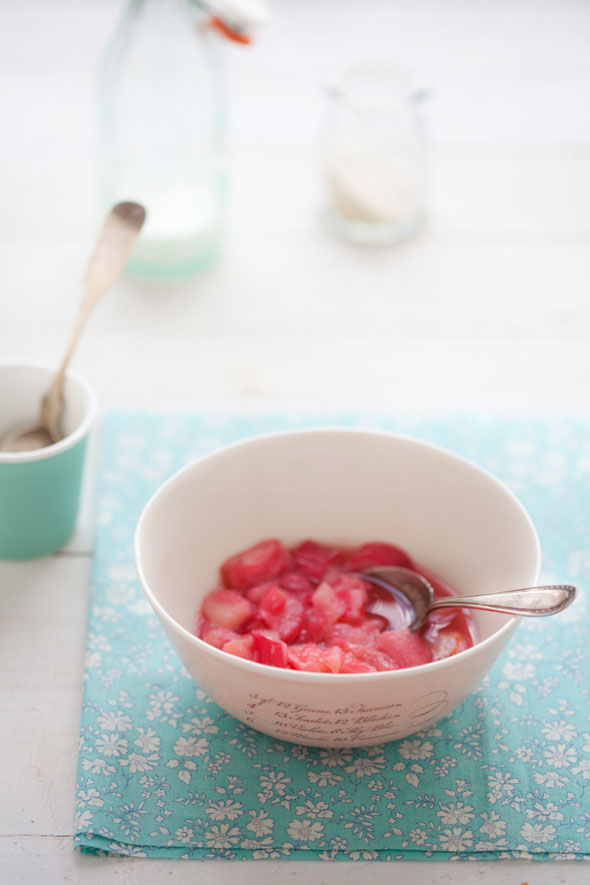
[73,835,588,862]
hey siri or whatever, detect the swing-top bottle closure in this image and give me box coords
[200,0,270,44]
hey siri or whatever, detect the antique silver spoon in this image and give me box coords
[0,201,146,453]
[361,565,577,633]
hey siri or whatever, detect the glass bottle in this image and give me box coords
[98,0,226,278]
[321,64,429,245]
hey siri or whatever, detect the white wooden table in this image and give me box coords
[1,1,589,881]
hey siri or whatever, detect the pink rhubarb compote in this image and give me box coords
[195,538,478,673]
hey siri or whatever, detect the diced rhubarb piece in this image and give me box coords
[202,588,254,630]
[221,539,291,590]
[292,540,342,580]
[260,584,287,615]
[322,565,346,584]
[201,625,241,649]
[349,645,399,671]
[303,582,347,643]
[277,596,305,643]
[324,644,344,673]
[280,571,314,595]
[252,629,289,668]
[288,644,329,672]
[194,614,207,636]
[246,581,279,604]
[345,542,414,572]
[328,623,373,648]
[303,610,328,643]
[222,636,254,660]
[377,628,432,668]
[274,598,312,641]
[340,654,377,673]
[312,581,347,624]
[358,616,387,635]
[430,629,470,661]
[330,574,370,624]
[240,615,267,635]
[258,586,304,643]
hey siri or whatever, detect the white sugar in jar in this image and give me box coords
[321,64,429,245]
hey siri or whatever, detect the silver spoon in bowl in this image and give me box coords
[361,565,577,633]
[0,201,146,453]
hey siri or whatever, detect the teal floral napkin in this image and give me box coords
[75,412,590,861]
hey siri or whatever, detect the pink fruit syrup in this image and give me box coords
[195,539,478,673]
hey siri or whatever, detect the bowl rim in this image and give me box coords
[134,425,542,683]
[0,359,98,463]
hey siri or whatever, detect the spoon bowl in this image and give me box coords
[362,565,577,632]
[0,422,54,452]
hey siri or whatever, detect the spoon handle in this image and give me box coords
[429,584,577,618]
[58,201,147,375]
[39,202,146,440]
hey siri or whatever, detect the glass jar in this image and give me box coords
[321,64,429,245]
[98,0,226,277]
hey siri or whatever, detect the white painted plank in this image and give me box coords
[0,557,91,689]
[0,688,81,837]
[1,1,589,151]
[2,837,590,885]
[2,232,589,419]
[58,337,590,418]
[2,237,590,342]
[1,332,589,417]
[3,148,590,241]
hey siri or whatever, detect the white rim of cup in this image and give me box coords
[0,360,98,463]
[134,426,543,683]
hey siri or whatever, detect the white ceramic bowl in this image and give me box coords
[134,428,541,748]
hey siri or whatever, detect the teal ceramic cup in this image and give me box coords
[0,362,97,560]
